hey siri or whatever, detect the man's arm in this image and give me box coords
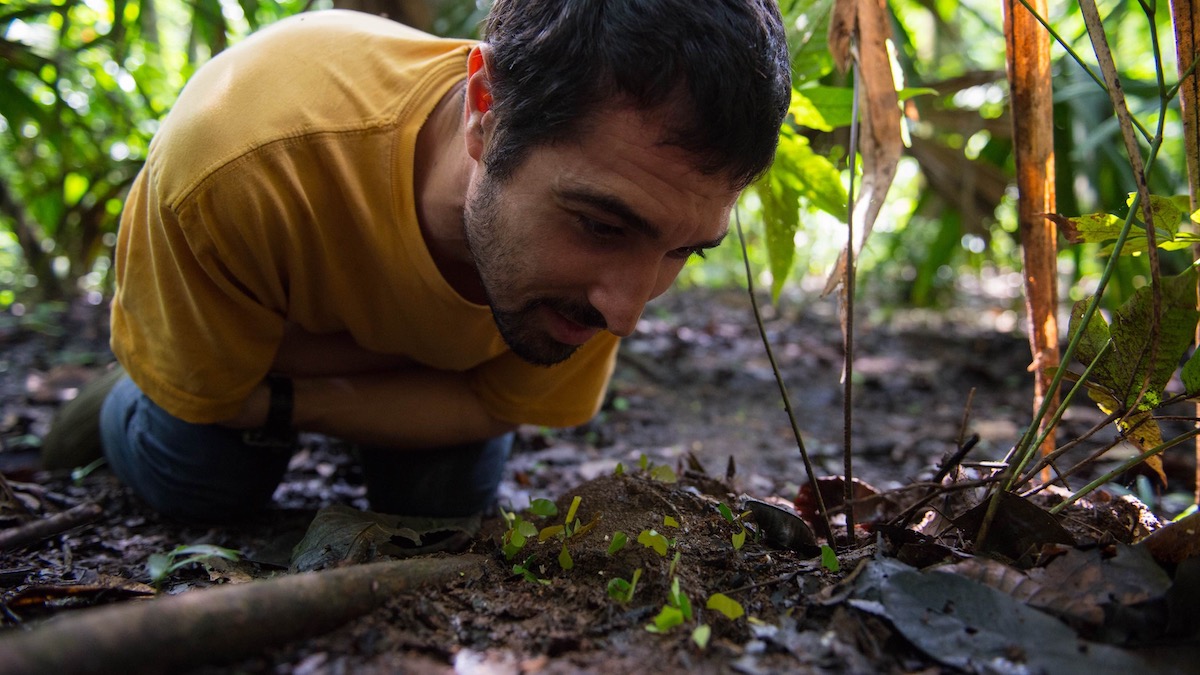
[223,324,516,447]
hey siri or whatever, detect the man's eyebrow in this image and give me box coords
[558,187,728,249]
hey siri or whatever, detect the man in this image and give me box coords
[47,0,790,523]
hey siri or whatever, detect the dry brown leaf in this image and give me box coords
[823,0,902,298]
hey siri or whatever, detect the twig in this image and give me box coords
[841,64,862,548]
[0,503,104,551]
[735,211,834,543]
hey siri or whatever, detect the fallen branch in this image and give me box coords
[0,503,103,551]
[0,554,485,674]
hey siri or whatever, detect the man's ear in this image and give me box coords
[464,44,494,162]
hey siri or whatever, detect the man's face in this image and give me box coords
[463,107,738,366]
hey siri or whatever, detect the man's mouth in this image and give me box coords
[542,305,602,346]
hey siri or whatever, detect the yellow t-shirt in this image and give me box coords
[110,10,619,427]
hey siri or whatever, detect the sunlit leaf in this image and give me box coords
[663,515,679,528]
[820,544,840,572]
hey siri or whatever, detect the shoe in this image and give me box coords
[41,363,125,471]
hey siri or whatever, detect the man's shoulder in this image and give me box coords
[148,10,473,208]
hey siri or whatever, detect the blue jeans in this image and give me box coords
[99,375,511,523]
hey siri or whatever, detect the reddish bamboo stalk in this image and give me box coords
[1003,0,1059,475]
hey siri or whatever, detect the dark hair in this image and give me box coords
[482,0,791,189]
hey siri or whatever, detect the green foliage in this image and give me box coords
[0,0,309,301]
[645,577,693,634]
[529,498,558,517]
[512,557,550,585]
[147,544,239,587]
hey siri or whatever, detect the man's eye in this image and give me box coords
[579,217,622,239]
[670,246,708,260]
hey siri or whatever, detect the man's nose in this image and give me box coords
[589,260,670,338]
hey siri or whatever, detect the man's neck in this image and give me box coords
[413,81,487,304]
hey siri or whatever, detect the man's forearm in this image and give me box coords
[294,368,515,447]
[225,368,515,448]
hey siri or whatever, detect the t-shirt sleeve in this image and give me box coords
[469,332,620,428]
[109,167,288,424]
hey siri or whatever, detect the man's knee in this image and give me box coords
[100,376,290,523]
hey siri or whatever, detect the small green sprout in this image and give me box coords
[564,495,582,525]
[147,544,240,587]
[614,462,625,476]
[705,592,745,620]
[606,567,642,603]
[512,557,550,585]
[668,550,681,578]
[607,531,629,555]
[718,503,747,550]
[637,529,670,556]
[501,512,538,560]
[558,543,574,570]
[646,576,693,633]
[71,456,107,484]
[820,544,840,572]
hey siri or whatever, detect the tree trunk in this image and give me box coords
[1003,0,1059,473]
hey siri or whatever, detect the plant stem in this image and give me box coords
[841,65,862,547]
[1049,428,1200,514]
[735,211,834,543]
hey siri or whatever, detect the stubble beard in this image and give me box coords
[463,173,605,367]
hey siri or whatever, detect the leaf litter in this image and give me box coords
[1,289,1199,672]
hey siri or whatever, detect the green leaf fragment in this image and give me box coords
[717,503,735,522]
[539,524,565,542]
[565,495,582,525]
[732,527,746,551]
[646,605,685,633]
[607,531,628,555]
[558,543,574,571]
[692,624,712,649]
[706,593,745,620]
[529,498,558,517]
[637,529,670,556]
[820,544,840,572]
[663,515,679,528]
[649,464,677,484]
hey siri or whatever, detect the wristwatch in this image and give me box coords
[243,373,295,449]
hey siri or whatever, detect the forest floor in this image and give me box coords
[1,286,1199,673]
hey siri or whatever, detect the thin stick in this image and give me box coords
[0,503,103,551]
[841,65,862,547]
[735,211,834,543]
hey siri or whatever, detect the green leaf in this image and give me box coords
[646,605,685,633]
[637,529,669,556]
[607,531,628,555]
[793,85,854,129]
[717,504,735,522]
[706,593,745,620]
[1182,348,1200,396]
[170,544,239,561]
[692,624,712,649]
[649,464,677,484]
[1072,269,1199,409]
[614,462,625,475]
[1128,193,1185,236]
[784,0,835,84]
[820,544,840,572]
[529,498,558,517]
[538,524,565,542]
[607,577,632,601]
[732,527,746,551]
[558,543,574,571]
[147,553,171,584]
[663,515,679,528]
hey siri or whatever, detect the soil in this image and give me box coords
[1,287,1197,673]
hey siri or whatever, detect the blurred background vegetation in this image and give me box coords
[0,0,1189,327]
